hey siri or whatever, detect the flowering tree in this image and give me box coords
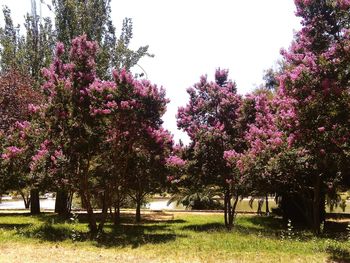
[36,35,172,230]
[276,0,350,233]
[0,70,43,131]
[0,70,44,212]
[177,69,242,230]
[88,69,173,223]
[0,119,47,214]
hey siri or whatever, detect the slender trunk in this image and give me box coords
[224,189,234,231]
[224,190,229,228]
[313,175,321,235]
[265,194,269,215]
[80,190,97,234]
[98,190,110,232]
[114,197,121,225]
[135,196,141,223]
[20,191,30,209]
[30,188,40,214]
[229,193,239,227]
[68,191,73,212]
[55,189,70,217]
[78,158,97,235]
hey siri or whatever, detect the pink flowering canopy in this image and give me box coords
[277,0,350,168]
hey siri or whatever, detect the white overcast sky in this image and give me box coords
[1,0,301,144]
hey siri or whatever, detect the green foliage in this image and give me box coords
[0,6,55,86]
[52,0,152,79]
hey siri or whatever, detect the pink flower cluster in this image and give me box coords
[166,155,186,167]
[1,146,24,160]
[30,140,50,171]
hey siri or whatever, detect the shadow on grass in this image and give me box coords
[181,216,284,236]
[95,223,184,248]
[182,222,226,232]
[10,213,187,248]
[17,222,184,248]
[0,223,32,230]
[326,245,350,263]
[17,223,72,241]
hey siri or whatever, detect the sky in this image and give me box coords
[0,0,301,144]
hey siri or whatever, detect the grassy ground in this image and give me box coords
[0,211,349,263]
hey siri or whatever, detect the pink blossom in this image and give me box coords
[1,146,24,159]
[101,109,111,114]
[28,104,40,113]
[166,156,186,167]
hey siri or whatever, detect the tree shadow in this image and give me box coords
[17,223,73,241]
[326,245,350,263]
[11,213,187,247]
[181,216,284,236]
[181,222,226,232]
[95,223,184,248]
[322,220,350,240]
[0,223,32,230]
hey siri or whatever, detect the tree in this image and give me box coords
[177,69,243,230]
[276,0,350,234]
[0,70,42,131]
[37,35,171,231]
[0,6,55,85]
[88,69,173,223]
[52,0,152,79]
[0,70,44,211]
[50,0,153,214]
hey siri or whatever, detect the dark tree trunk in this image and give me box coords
[224,189,238,231]
[313,175,321,235]
[55,189,70,217]
[114,198,121,225]
[224,190,229,228]
[30,188,40,214]
[78,160,98,235]
[20,191,30,209]
[230,193,239,226]
[265,194,269,215]
[98,190,110,232]
[80,190,97,234]
[135,197,141,223]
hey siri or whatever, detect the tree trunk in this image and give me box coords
[114,198,121,225]
[98,190,110,232]
[30,188,40,214]
[80,190,97,234]
[265,194,269,215]
[20,191,30,209]
[224,190,233,231]
[230,193,239,227]
[224,190,229,228]
[79,160,97,235]
[55,189,70,217]
[313,175,321,235]
[135,197,141,223]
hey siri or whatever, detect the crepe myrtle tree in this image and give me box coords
[177,69,243,230]
[0,119,48,214]
[88,69,173,224]
[225,91,290,216]
[0,70,44,212]
[276,0,350,234]
[36,35,105,232]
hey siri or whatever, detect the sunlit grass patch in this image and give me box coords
[0,212,349,262]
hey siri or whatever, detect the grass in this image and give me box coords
[0,211,349,262]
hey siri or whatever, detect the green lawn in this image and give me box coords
[0,211,349,262]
